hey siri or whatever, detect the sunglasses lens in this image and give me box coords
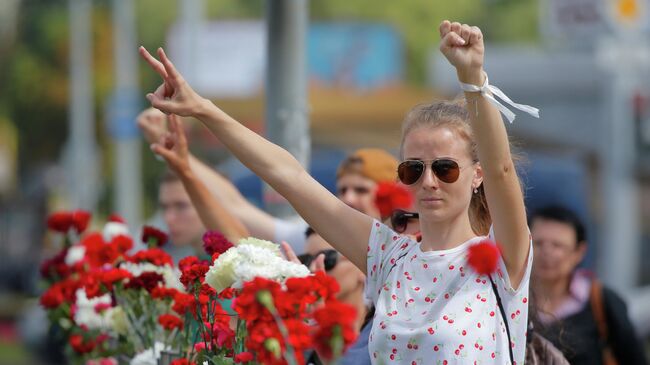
[432,159,460,183]
[398,161,424,185]
[323,250,338,271]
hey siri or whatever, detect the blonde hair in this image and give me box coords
[399,99,491,235]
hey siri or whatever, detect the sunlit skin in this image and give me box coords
[158,180,205,250]
[305,233,366,332]
[531,218,587,313]
[401,126,483,250]
[336,173,380,219]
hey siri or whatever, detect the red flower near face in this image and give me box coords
[158,313,184,331]
[308,271,340,301]
[311,301,358,360]
[202,230,234,256]
[124,272,164,292]
[69,334,95,354]
[466,239,500,275]
[47,211,73,233]
[374,182,413,219]
[142,225,168,247]
[71,210,91,234]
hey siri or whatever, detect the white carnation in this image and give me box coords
[64,245,86,266]
[207,237,309,291]
[73,289,115,331]
[103,222,130,242]
[204,248,240,292]
[130,341,170,365]
[237,237,280,254]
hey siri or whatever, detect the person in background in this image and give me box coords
[530,205,648,365]
[137,108,398,252]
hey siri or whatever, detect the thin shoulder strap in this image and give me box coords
[589,279,609,341]
[490,274,515,364]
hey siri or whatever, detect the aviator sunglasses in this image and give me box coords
[397,158,462,185]
[297,249,339,271]
[390,209,419,234]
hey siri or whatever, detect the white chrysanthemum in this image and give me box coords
[64,245,86,265]
[129,341,170,365]
[73,289,115,331]
[237,237,281,254]
[204,248,240,292]
[118,262,183,291]
[103,222,130,242]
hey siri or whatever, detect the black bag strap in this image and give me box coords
[490,274,515,364]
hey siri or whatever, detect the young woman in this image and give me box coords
[141,20,534,364]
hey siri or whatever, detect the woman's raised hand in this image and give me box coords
[439,21,484,81]
[139,46,205,117]
[150,114,191,176]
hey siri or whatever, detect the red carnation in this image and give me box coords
[202,230,234,256]
[158,314,184,331]
[374,182,413,219]
[128,248,173,266]
[234,352,254,363]
[108,214,125,223]
[69,334,95,354]
[170,360,195,365]
[142,225,168,247]
[124,272,164,292]
[467,239,500,275]
[71,210,91,234]
[312,301,358,360]
[47,211,73,233]
[151,287,180,300]
[180,262,209,290]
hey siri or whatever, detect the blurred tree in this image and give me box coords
[0,0,538,215]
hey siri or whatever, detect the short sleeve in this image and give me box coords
[273,218,308,254]
[489,226,533,296]
[365,220,413,305]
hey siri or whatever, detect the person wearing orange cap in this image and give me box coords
[137,108,398,253]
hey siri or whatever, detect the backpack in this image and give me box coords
[590,279,619,365]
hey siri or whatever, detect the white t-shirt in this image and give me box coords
[366,220,532,365]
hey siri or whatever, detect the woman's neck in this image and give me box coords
[418,212,477,251]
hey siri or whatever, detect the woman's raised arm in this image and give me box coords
[438,21,530,288]
[139,47,373,273]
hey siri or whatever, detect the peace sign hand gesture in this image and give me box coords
[150,113,191,176]
[439,21,485,82]
[139,46,206,117]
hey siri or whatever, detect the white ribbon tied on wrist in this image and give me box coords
[459,73,540,123]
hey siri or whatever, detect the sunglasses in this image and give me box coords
[390,209,419,233]
[397,159,461,185]
[297,249,339,271]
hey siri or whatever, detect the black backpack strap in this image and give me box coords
[490,274,515,364]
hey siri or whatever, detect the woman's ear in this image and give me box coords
[472,162,484,189]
